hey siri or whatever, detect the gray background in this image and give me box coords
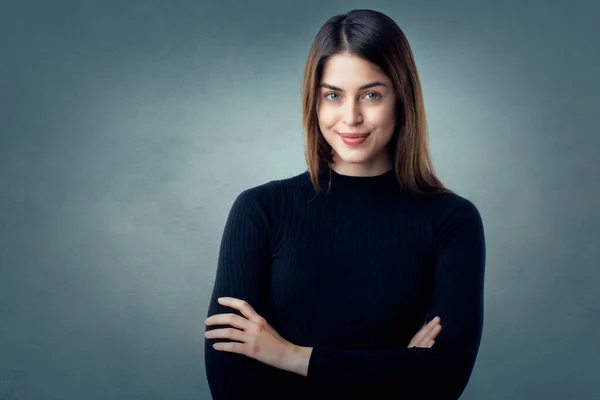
[1,0,598,399]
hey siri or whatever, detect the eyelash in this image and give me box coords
[323,92,382,101]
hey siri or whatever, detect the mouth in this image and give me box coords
[338,132,370,146]
[338,132,370,138]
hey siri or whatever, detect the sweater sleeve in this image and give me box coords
[305,199,486,399]
[204,188,281,399]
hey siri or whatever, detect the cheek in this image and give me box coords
[317,107,336,129]
[372,114,395,138]
[367,105,396,124]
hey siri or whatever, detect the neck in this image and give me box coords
[330,151,393,177]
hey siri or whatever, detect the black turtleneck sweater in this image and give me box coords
[204,168,486,399]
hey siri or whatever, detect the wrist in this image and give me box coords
[284,344,313,377]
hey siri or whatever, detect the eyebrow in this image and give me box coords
[319,81,387,91]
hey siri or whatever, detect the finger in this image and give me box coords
[420,324,441,346]
[213,341,245,354]
[410,326,440,349]
[408,324,438,348]
[205,327,246,342]
[205,313,251,330]
[418,321,442,343]
[218,297,262,322]
[412,317,440,344]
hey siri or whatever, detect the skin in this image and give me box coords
[205,298,442,376]
[317,52,397,177]
[205,53,443,376]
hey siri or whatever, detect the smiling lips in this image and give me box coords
[338,132,370,138]
[339,132,370,146]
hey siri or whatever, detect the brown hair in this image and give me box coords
[302,9,454,197]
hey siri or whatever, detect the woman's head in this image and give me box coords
[302,9,452,196]
[317,52,397,177]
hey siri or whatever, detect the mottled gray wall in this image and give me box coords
[1,0,598,399]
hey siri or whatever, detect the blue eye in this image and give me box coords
[324,92,381,101]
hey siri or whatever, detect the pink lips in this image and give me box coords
[339,132,370,146]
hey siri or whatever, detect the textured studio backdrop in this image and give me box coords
[0,1,598,399]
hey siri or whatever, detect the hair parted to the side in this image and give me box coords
[302,9,454,197]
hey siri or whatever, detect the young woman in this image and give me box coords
[204,9,486,399]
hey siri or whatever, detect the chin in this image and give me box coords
[332,149,372,164]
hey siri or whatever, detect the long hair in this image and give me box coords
[302,9,454,197]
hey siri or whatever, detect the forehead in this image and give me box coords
[320,53,388,85]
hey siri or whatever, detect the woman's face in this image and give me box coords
[317,52,397,176]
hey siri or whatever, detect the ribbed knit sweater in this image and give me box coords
[204,167,486,399]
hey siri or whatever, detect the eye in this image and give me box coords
[323,92,382,101]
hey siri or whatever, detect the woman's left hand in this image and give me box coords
[205,297,298,373]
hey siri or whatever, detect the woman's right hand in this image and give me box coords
[407,316,442,349]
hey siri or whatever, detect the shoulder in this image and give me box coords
[430,192,482,219]
[415,190,481,217]
[232,170,309,211]
[428,194,485,260]
[416,191,485,234]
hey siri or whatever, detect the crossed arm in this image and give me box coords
[306,201,485,396]
[204,190,486,399]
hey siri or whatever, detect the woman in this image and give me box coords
[204,8,485,400]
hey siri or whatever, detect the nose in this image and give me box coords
[342,99,363,125]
